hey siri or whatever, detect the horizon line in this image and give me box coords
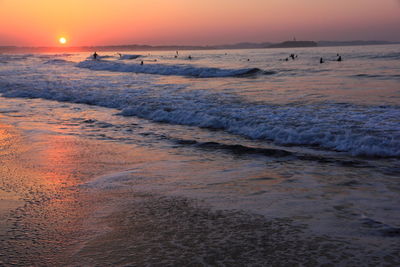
[0,39,398,49]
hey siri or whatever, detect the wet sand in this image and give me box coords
[0,191,23,238]
[68,191,348,266]
[67,188,400,266]
[1,119,399,266]
[0,121,144,266]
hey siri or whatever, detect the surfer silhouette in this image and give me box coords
[337,56,342,62]
[320,57,324,64]
[93,52,98,60]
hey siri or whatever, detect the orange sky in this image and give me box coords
[1,0,399,46]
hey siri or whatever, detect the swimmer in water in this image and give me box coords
[320,57,324,64]
[93,52,98,60]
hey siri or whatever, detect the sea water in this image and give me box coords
[0,45,399,264]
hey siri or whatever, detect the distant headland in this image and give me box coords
[268,41,318,48]
[0,40,398,53]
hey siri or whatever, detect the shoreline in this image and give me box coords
[0,94,399,265]
[0,120,399,266]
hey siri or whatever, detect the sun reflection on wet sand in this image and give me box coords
[0,121,155,266]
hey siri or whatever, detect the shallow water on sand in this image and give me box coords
[0,97,399,266]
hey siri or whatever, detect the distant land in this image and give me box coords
[268,41,317,48]
[0,40,398,53]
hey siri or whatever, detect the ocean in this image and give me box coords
[0,45,399,265]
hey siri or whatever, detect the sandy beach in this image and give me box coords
[1,102,399,266]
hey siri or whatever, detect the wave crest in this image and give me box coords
[76,60,266,78]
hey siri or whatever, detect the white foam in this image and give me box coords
[76,60,262,78]
[118,54,141,60]
[1,52,399,157]
[1,69,398,157]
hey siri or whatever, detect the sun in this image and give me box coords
[59,37,67,45]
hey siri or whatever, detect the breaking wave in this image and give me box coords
[76,60,266,78]
[118,54,141,60]
[0,76,399,157]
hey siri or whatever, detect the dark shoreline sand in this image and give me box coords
[1,119,399,266]
[68,185,400,266]
[68,191,361,266]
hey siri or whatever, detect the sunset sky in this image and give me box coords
[1,0,399,46]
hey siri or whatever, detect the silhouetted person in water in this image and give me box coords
[118,53,122,59]
[140,61,144,65]
[337,56,342,62]
[188,55,192,60]
[290,54,295,60]
[320,57,324,64]
[93,52,98,60]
